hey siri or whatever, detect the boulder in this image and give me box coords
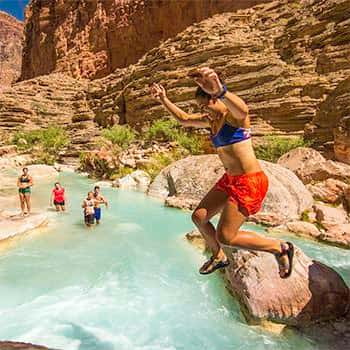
[149,155,313,225]
[278,147,350,184]
[319,224,350,249]
[306,179,348,204]
[313,203,348,226]
[286,221,321,240]
[186,230,349,327]
[114,170,151,192]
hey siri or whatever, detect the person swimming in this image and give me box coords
[93,186,108,225]
[150,67,294,278]
[51,182,66,212]
[17,167,33,216]
[82,191,96,227]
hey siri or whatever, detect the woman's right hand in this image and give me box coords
[150,83,166,101]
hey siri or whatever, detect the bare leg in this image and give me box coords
[24,194,31,215]
[192,187,228,259]
[217,201,291,276]
[19,193,25,215]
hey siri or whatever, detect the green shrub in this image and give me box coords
[110,166,134,180]
[141,150,183,180]
[176,133,203,155]
[101,125,136,149]
[12,126,69,164]
[254,135,311,163]
[145,119,179,142]
[145,119,204,155]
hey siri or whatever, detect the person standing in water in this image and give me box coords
[17,167,33,216]
[82,191,96,227]
[50,182,66,212]
[93,186,108,224]
[150,67,294,278]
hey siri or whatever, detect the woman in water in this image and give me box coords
[17,167,33,216]
[82,191,96,227]
[150,67,294,278]
[50,182,66,212]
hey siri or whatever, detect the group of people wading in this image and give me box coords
[16,66,294,279]
[17,167,108,227]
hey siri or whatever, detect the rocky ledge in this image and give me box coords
[186,231,350,344]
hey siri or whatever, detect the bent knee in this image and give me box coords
[191,208,210,226]
[216,227,237,245]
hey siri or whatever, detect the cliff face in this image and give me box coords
[0,11,23,89]
[20,0,269,80]
[88,0,350,139]
[1,0,349,159]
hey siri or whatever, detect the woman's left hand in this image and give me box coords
[192,67,223,97]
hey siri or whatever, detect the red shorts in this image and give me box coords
[215,171,269,216]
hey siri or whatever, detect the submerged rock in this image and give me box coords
[186,230,349,327]
[149,155,313,225]
[0,341,52,349]
[0,213,48,241]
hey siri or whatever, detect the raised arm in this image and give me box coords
[193,67,248,120]
[150,83,209,128]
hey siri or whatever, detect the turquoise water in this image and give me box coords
[0,172,348,350]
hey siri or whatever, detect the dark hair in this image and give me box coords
[55,182,60,186]
[23,167,28,171]
[94,186,100,191]
[195,87,211,100]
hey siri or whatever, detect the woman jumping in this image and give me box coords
[150,67,294,278]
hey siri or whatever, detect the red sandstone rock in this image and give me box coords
[286,221,321,239]
[0,341,51,349]
[186,230,350,327]
[279,147,350,184]
[0,11,23,88]
[20,0,269,80]
[306,179,348,204]
[334,115,350,165]
[313,203,348,226]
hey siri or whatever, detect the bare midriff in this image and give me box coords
[216,139,262,176]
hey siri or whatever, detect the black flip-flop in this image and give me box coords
[199,257,230,275]
[275,242,294,279]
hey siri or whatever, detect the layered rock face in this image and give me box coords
[0,73,99,160]
[20,0,269,80]
[1,0,350,153]
[89,0,350,140]
[0,11,23,89]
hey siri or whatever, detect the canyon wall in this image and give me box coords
[1,0,349,159]
[20,0,270,80]
[0,11,23,89]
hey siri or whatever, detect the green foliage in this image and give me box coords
[140,149,183,180]
[145,119,204,155]
[254,135,311,163]
[101,125,136,149]
[145,119,179,142]
[12,126,69,164]
[301,210,311,222]
[110,166,134,180]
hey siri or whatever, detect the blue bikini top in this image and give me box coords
[211,122,251,148]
